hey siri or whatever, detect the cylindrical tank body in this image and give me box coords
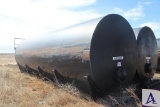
[15,14,137,93]
[156,38,160,70]
[133,27,158,81]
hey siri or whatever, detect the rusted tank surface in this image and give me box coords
[15,14,137,94]
[133,27,158,81]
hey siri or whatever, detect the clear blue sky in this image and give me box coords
[0,0,160,53]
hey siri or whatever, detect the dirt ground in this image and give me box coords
[2,54,159,107]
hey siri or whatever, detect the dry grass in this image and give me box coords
[0,54,104,107]
[0,54,147,107]
[153,73,160,79]
[95,85,142,107]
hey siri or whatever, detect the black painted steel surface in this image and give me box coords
[90,15,137,92]
[133,27,158,80]
[157,39,160,51]
[15,14,137,93]
[156,39,160,70]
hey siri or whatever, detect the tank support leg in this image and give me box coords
[37,67,54,81]
[25,64,32,74]
[53,70,66,83]
[17,63,26,73]
[37,66,44,77]
[84,76,103,100]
